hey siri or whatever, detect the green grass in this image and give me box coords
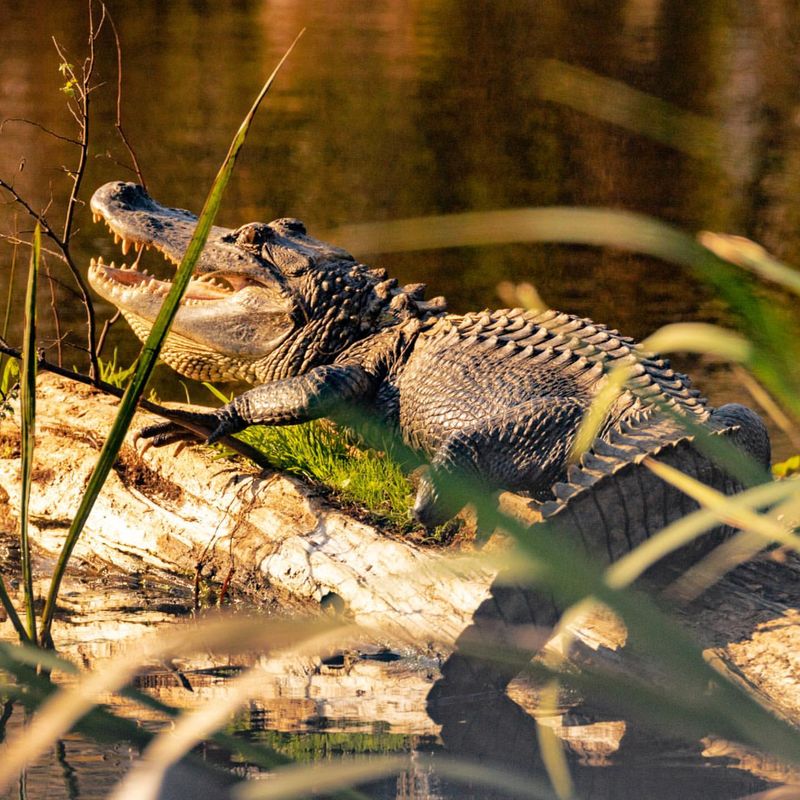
[97,348,137,388]
[241,730,415,761]
[205,385,417,532]
[243,421,415,528]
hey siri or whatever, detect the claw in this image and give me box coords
[133,430,154,457]
[173,441,187,458]
[206,427,225,446]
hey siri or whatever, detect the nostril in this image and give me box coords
[119,183,143,199]
[285,219,306,234]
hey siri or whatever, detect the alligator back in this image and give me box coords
[395,307,710,492]
[392,307,770,540]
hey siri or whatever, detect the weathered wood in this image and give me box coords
[0,371,798,728]
[0,373,497,646]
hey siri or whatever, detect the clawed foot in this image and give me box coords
[412,467,460,529]
[133,405,245,453]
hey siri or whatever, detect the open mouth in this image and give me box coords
[88,210,248,308]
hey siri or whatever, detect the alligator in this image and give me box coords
[87,182,770,556]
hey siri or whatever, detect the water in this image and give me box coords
[1,1,798,797]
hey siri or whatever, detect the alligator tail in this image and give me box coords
[540,403,771,570]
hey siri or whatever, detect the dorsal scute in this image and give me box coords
[442,307,708,418]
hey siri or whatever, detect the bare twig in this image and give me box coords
[0,118,80,146]
[44,260,63,367]
[107,9,146,187]
[95,309,121,358]
[42,2,111,381]
[0,337,271,467]
[0,178,64,246]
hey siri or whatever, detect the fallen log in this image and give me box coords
[0,371,798,726]
[0,372,500,647]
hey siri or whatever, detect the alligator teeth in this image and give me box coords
[121,238,131,256]
[113,233,121,245]
[134,241,143,253]
[92,212,101,224]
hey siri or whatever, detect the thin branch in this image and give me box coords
[0,232,66,262]
[48,2,105,382]
[107,9,146,187]
[44,260,64,367]
[96,309,121,357]
[0,118,80,146]
[0,337,271,467]
[0,176,98,368]
[0,178,64,248]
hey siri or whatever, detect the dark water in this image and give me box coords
[1,1,799,797]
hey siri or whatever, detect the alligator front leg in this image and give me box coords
[137,363,379,447]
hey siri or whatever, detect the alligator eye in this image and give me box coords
[233,223,274,247]
[274,218,307,235]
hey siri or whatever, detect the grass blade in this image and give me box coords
[0,227,40,643]
[461,483,800,764]
[535,680,574,800]
[0,640,301,780]
[232,754,553,800]
[641,322,753,363]
[0,579,26,643]
[533,59,722,163]
[569,363,628,462]
[38,31,304,646]
[0,615,342,792]
[665,529,768,603]
[699,232,800,297]
[18,223,39,643]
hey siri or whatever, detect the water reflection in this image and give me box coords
[2,1,800,336]
[1,0,797,458]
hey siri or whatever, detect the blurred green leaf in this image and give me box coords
[774,455,800,479]
[700,232,800,297]
[533,59,722,164]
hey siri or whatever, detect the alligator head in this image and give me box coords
[88,182,444,383]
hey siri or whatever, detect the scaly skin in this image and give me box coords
[87,182,771,536]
